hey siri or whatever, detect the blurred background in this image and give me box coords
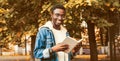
[0,0,120,61]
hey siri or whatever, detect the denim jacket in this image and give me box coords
[34,27,73,61]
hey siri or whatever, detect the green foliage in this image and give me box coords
[0,0,120,47]
[0,0,42,46]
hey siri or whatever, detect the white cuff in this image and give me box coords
[43,48,50,58]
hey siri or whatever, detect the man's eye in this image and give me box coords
[55,14,65,17]
[55,14,60,16]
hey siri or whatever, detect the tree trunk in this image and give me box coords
[87,20,98,61]
[0,46,2,55]
[100,28,104,46]
[25,36,27,55]
[108,10,119,61]
[109,26,116,61]
[30,35,36,61]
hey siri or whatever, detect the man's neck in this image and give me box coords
[53,25,61,30]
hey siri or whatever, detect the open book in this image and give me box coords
[62,36,83,53]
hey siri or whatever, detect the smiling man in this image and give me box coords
[34,4,77,61]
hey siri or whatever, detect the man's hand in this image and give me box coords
[72,43,82,54]
[51,44,69,52]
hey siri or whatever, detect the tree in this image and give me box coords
[0,0,120,61]
[0,0,52,47]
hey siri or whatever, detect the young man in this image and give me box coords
[34,4,79,61]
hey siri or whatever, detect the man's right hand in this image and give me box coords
[51,44,69,52]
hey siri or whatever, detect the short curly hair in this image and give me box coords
[50,4,66,14]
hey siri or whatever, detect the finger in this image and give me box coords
[62,46,69,50]
[60,47,68,51]
[61,44,69,47]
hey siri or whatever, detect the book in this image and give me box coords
[62,36,83,53]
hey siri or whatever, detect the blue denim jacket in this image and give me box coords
[34,27,72,61]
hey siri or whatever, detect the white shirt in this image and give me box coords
[43,21,68,61]
[52,27,68,61]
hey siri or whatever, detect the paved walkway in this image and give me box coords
[0,54,111,61]
[0,55,30,61]
[72,55,110,61]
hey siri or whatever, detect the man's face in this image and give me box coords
[51,8,65,26]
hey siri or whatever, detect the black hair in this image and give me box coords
[50,4,66,13]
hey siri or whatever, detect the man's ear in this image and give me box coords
[50,12,53,15]
[50,12,53,17]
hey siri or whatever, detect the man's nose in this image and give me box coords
[58,16,62,20]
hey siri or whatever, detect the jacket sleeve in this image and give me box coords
[34,28,51,59]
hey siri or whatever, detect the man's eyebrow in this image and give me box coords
[55,13,65,15]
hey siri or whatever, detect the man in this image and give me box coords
[34,4,79,61]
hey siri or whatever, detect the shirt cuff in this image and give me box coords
[43,48,50,58]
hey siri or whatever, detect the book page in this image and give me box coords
[61,36,82,53]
